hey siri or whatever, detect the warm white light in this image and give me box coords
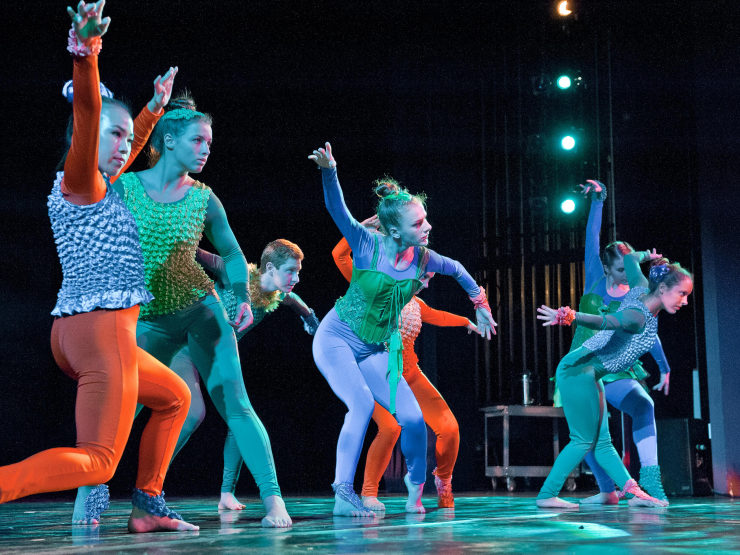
[557,1,572,16]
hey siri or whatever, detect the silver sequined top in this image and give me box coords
[581,286,658,373]
[48,172,153,316]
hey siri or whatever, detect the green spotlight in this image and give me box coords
[560,135,576,150]
[561,198,576,214]
[556,75,572,89]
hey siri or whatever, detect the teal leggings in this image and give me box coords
[137,295,281,500]
[537,347,631,500]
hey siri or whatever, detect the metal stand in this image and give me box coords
[482,405,579,491]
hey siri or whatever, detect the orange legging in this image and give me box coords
[361,366,459,497]
[0,306,190,503]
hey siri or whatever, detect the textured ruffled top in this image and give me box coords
[581,286,658,374]
[48,172,153,316]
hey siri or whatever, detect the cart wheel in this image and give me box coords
[566,477,577,492]
[491,478,497,491]
[506,477,516,492]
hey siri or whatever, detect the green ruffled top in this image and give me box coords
[335,234,428,413]
[119,173,215,319]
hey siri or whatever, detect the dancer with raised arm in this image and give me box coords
[309,142,496,516]
[565,180,672,505]
[188,240,319,511]
[0,1,197,532]
[332,226,477,511]
[536,249,692,509]
[98,90,291,528]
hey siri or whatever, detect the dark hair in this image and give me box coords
[147,91,213,167]
[56,97,133,171]
[373,176,427,233]
[260,239,304,273]
[601,241,635,269]
[648,261,693,294]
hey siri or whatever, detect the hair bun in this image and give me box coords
[62,80,114,103]
[649,264,671,282]
[373,176,401,198]
[167,92,197,112]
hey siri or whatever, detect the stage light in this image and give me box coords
[560,198,576,214]
[557,1,572,16]
[560,135,576,150]
[556,75,572,90]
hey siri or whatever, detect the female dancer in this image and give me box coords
[0,1,197,532]
[332,228,477,510]
[571,180,671,504]
[308,142,496,516]
[106,93,291,528]
[187,240,319,511]
[535,250,692,509]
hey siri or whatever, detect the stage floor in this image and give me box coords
[0,493,738,553]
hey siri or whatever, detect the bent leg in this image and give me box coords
[1,308,140,503]
[166,346,207,461]
[605,379,658,467]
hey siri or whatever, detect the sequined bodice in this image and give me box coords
[217,264,284,341]
[119,173,214,319]
[48,172,153,316]
[581,287,658,374]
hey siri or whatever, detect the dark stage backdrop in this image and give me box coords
[1,1,732,497]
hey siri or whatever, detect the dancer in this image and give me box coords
[184,240,319,511]
[568,180,672,505]
[104,91,292,528]
[535,249,692,509]
[308,142,496,516]
[0,1,197,532]
[332,227,476,510]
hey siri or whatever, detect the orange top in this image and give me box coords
[63,51,161,205]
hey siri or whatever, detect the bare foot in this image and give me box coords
[218,492,246,511]
[332,483,375,517]
[361,496,386,511]
[72,484,109,525]
[404,474,425,514]
[623,479,669,508]
[261,495,292,528]
[127,507,199,532]
[580,491,619,505]
[536,497,579,509]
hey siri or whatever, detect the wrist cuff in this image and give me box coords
[67,27,102,57]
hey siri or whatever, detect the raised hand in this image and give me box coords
[652,372,670,395]
[536,305,558,326]
[360,215,381,231]
[148,66,179,114]
[578,179,604,197]
[67,0,110,40]
[641,248,663,263]
[308,142,337,169]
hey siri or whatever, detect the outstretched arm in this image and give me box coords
[113,67,177,181]
[62,1,109,205]
[649,336,671,395]
[416,297,471,328]
[308,142,375,257]
[282,292,320,335]
[204,193,253,331]
[625,249,663,289]
[581,180,607,292]
[537,304,646,333]
[425,250,497,339]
